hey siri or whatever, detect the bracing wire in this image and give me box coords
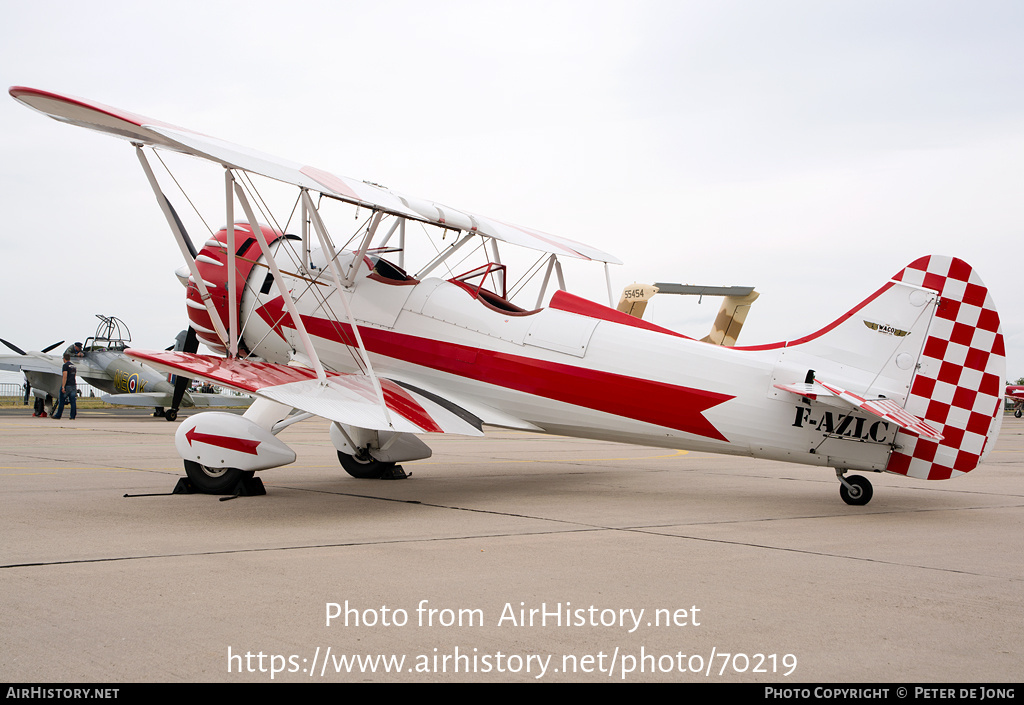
[508,253,551,301]
[153,149,216,239]
[224,172,367,373]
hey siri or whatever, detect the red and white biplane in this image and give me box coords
[10,86,1007,505]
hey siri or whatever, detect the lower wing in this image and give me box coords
[126,349,482,436]
[101,391,253,409]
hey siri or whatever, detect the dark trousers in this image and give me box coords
[54,386,76,419]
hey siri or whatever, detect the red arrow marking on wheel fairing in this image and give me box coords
[185,427,261,455]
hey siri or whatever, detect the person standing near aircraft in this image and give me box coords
[52,353,77,420]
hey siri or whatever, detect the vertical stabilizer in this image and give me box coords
[616,283,659,319]
[885,257,1005,480]
[701,290,760,347]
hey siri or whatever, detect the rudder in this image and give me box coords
[885,256,1005,480]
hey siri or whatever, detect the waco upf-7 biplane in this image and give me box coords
[11,86,1006,505]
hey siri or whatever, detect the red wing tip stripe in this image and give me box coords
[379,380,444,434]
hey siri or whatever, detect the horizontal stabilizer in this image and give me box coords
[774,380,943,441]
[125,349,482,436]
[773,382,833,402]
[814,380,943,441]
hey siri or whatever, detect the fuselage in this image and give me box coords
[221,246,904,475]
[20,349,173,399]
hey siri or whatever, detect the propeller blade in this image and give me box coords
[164,196,198,259]
[41,340,66,354]
[0,338,27,355]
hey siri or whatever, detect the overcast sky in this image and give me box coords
[1,0,1022,381]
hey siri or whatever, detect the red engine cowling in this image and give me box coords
[185,223,284,353]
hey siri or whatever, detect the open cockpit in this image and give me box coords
[445,263,540,316]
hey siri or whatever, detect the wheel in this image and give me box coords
[338,450,395,479]
[1015,409,1022,418]
[839,474,873,506]
[165,408,178,422]
[184,460,254,494]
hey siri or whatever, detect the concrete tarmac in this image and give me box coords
[1,406,1021,683]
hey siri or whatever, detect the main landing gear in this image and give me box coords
[182,460,262,495]
[152,407,179,421]
[337,451,408,480]
[836,469,873,506]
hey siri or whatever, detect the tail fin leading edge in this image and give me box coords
[886,256,1005,480]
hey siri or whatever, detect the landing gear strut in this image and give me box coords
[836,470,873,506]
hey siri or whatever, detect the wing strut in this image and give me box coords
[300,190,393,428]
[345,211,383,288]
[233,181,328,383]
[378,217,407,270]
[535,255,555,310]
[135,145,229,348]
[604,263,614,308]
[415,232,476,279]
[224,170,238,358]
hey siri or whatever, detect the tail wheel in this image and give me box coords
[184,460,254,494]
[839,474,873,506]
[1015,409,1022,418]
[337,451,395,479]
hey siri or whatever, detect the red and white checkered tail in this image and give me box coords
[886,256,1005,480]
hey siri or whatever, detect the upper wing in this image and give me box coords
[125,349,482,437]
[10,86,620,264]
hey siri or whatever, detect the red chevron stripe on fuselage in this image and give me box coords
[255,297,733,442]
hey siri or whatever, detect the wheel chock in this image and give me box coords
[171,475,266,496]
[172,477,198,494]
[231,474,266,496]
[380,464,410,480]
